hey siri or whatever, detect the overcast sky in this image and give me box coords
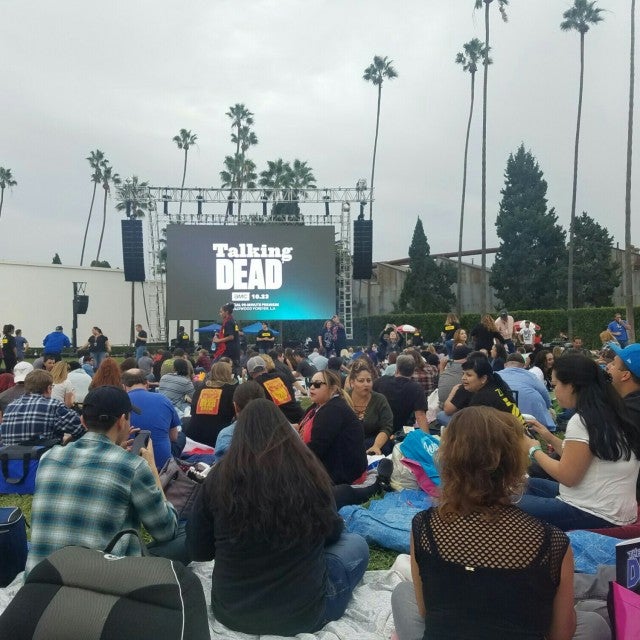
[0,0,634,268]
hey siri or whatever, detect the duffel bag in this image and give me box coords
[0,529,211,640]
[0,506,28,587]
[0,442,57,494]
[159,457,202,520]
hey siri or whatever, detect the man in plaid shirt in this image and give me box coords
[26,385,181,574]
[0,369,84,445]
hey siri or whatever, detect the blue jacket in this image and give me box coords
[42,331,71,354]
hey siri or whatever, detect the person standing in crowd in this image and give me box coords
[441,313,460,358]
[495,309,516,353]
[255,321,276,353]
[212,303,240,373]
[332,314,347,355]
[318,319,335,354]
[518,320,536,350]
[2,324,17,373]
[607,312,631,349]
[134,323,148,360]
[14,329,28,362]
[175,325,191,352]
[83,326,110,370]
[42,325,71,361]
[470,314,504,353]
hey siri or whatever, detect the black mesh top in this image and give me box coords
[412,506,569,640]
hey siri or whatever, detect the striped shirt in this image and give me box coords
[26,431,177,574]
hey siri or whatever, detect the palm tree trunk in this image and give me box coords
[625,0,636,343]
[568,33,585,339]
[179,149,188,221]
[80,182,97,266]
[480,1,490,315]
[458,71,476,317]
[369,83,382,220]
[96,187,108,262]
[0,188,4,221]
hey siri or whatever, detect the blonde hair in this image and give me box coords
[315,369,353,408]
[260,354,275,371]
[207,361,234,388]
[51,360,69,384]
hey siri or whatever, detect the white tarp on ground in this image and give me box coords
[0,563,402,640]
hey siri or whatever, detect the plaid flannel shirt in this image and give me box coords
[26,431,177,574]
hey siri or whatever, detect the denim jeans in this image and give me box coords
[516,478,616,531]
[317,532,369,628]
[93,351,108,370]
[135,346,145,361]
[148,522,190,565]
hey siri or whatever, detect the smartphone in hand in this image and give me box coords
[130,430,151,456]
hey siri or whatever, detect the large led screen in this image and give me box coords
[166,224,336,320]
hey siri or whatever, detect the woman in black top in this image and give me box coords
[2,324,17,373]
[83,326,110,370]
[470,314,504,353]
[391,406,577,640]
[186,399,369,636]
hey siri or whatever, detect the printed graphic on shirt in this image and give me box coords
[262,377,292,406]
[196,388,223,415]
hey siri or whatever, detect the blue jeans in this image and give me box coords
[516,478,616,531]
[148,522,190,565]
[317,532,369,628]
[93,351,108,370]
[135,346,145,361]
[436,410,452,426]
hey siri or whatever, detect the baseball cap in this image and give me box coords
[13,361,34,383]
[82,385,141,422]
[452,345,471,360]
[499,309,508,317]
[609,343,640,378]
[55,325,63,331]
[246,356,267,374]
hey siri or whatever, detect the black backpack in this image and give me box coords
[0,507,28,587]
[0,529,211,640]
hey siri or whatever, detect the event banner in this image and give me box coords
[166,224,336,320]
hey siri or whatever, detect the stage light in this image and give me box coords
[341,202,350,214]
[323,194,330,217]
[261,193,268,217]
[162,192,170,215]
[196,194,204,216]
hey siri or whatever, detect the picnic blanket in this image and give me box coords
[0,562,402,640]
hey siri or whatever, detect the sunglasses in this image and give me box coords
[309,380,327,389]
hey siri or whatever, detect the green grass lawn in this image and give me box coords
[0,493,400,571]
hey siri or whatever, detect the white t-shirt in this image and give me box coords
[518,326,536,345]
[51,379,75,405]
[559,413,640,525]
[528,366,544,383]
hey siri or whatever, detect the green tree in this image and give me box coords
[455,38,490,316]
[0,167,18,220]
[52,253,62,264]
[490,145,567,309]
[363,55,398,220]
[474,0,508,313]
[116,176,151,343]
[95,160,120,263]
[172,128,197,221]
[625,0,636,341]
[226,105,257,218]
[81,150,104,266]
[572,212,621,307]
[398,217,456,313]
[561,0,604,334]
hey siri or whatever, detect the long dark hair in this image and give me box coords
[462,353,516,404]
[208,399,337,547]
[553,354,640,461]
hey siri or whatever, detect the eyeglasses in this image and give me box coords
[309,380,327,389]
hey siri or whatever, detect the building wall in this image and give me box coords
[0,261,157,348]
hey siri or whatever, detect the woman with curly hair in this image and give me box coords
[391,406,582,640]
[186,399,369,636]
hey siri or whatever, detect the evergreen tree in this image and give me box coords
[490,145,567,309]
[573,212,621,306]
[398,217,456,313]
[52,253,62,264]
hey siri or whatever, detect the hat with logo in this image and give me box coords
[82,385,141,422]
[246,356,267,374]
[13,361,34,383]
[609,342,640,378]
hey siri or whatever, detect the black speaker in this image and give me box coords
[353,219,373,279]
[121,219,146,282]
[73,295,89,315]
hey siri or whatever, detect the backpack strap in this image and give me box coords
[0,451,31,485]
[104,529,150,556]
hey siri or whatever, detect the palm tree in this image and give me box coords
[0,167,17,221]
[625,0,636,343]
[80,149,104,266]
[455,39,490,316]
[363,55,398,220]
[220,155,257,191]
[116,176,151,343]
[95,161,120,263]
[561,0,604,337]
[226,104,255,158]
[226,105,257,219]
[289,159,317,194]
[474,0,508,314]
[172,129,197,221]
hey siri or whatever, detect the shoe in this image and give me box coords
[375,458,394,492]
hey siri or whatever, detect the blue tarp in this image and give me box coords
[567,530,619,574]
[195,323,221,332]
[242,322,280,335]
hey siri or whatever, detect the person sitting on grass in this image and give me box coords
[186,399,369,636]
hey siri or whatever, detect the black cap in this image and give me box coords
[452,345,472,360]
[82,385,141,422]
[55,325,63,331]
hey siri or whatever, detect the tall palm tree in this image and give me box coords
[172,129,197,221]
[226,104,255,158]
[474,0,508,314]
[363,55,398,220]
[80,149,104,266]
[220,153,258,216]
[226,105,257,219]
[0,167,17,221]
[289,159,317,193]
[258,159,292,199]
[455,39,490,316]
[625,0,636,343]
[116,176,151,343]
[561,0,604,337]
[95,161,120,263]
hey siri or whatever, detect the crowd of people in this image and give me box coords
[0,309,638,639]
